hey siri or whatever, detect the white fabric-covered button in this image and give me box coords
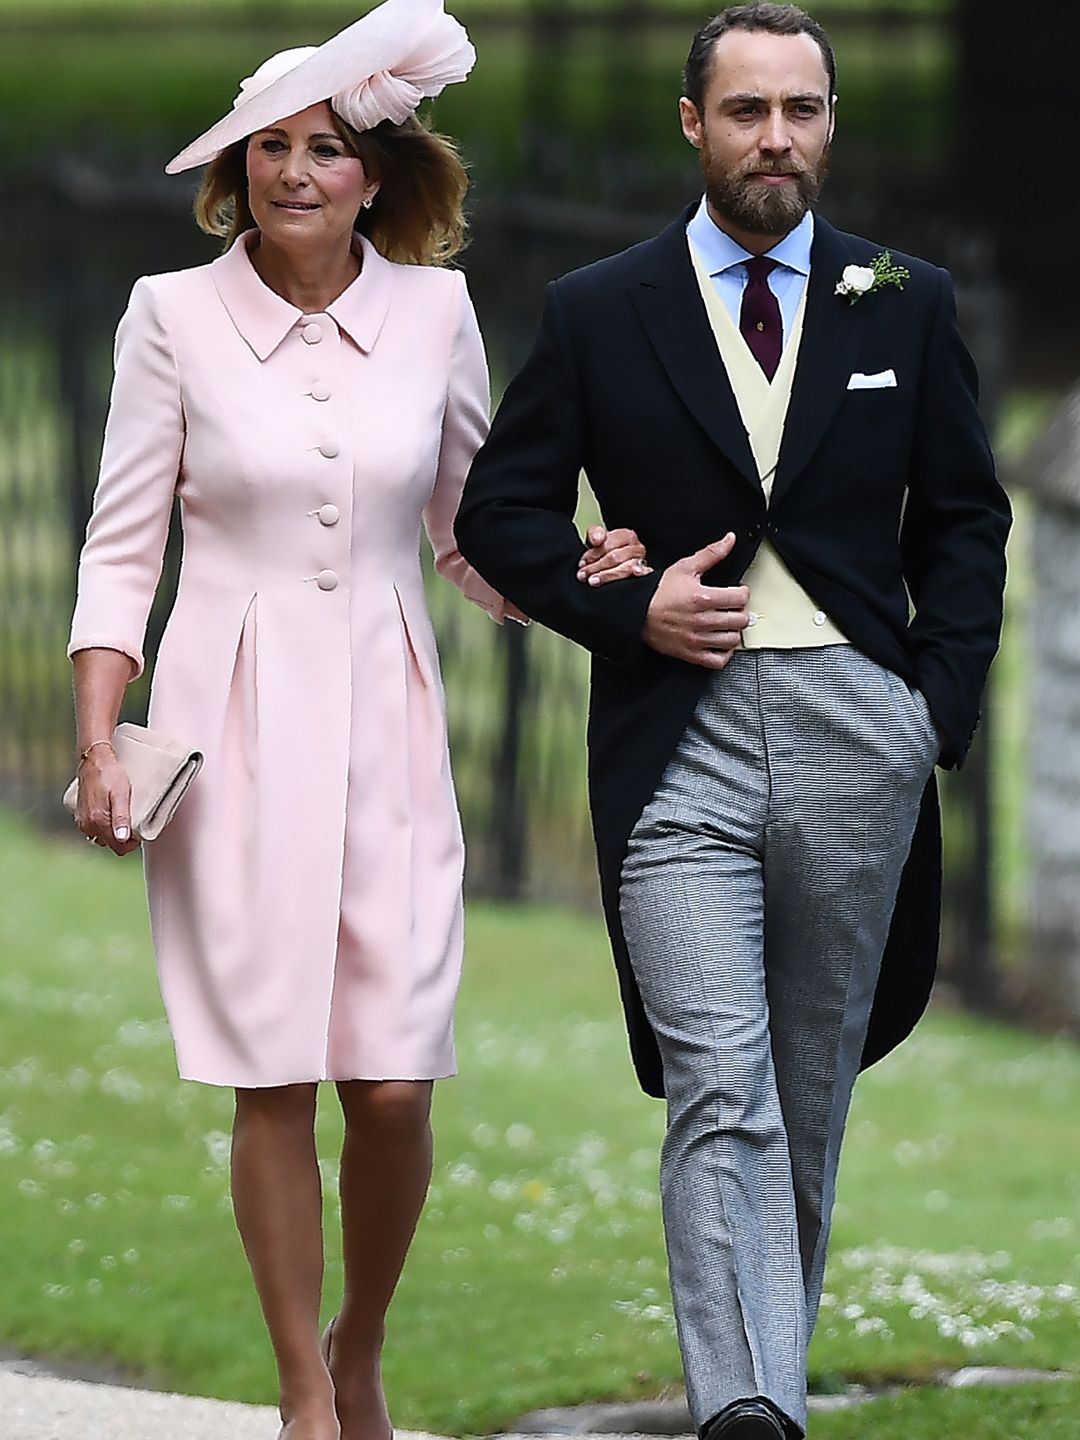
[812,610,827,627]
[317,504,339,527]
[319,440,340,459]
[302,323,322,345]
[311,382,331,402]
[316,570,338,592]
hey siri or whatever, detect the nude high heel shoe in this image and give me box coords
[321,1314,339,1368]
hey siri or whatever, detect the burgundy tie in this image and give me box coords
[739,256,782,380]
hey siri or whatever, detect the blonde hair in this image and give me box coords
[194,112,468,266]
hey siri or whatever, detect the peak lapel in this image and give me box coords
[628,214,760,493]
[772,217,870,506]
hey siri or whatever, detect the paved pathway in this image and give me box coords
[0,1369,452,1440]
[0,1369,278,1439]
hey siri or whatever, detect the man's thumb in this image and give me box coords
[685,533,736,575]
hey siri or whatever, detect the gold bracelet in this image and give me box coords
[79,739,115,764]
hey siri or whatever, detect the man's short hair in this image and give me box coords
[683,3,838,114]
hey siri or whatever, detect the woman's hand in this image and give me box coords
[576,525,652,587]
[75,745,141,856]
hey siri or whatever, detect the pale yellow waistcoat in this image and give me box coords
[688,239,848,649]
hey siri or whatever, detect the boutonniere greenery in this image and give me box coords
[835,252,911,304]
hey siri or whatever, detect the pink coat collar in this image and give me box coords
[211,229,393,360]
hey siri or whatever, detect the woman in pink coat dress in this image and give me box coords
[67,3,648,1437]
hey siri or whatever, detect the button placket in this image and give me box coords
[302,317,339,459]
[298,315,344,589]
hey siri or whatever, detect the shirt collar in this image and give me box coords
[686,194,814,278]
[211,230,393,360]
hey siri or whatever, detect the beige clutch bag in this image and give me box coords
[63,722,204,841]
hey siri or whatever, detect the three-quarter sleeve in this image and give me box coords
[423,271,526,625]
[68,277,185,677]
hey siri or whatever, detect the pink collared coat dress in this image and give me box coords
[69,231,513,1088]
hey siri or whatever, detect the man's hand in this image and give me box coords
[576,525,652,586]
[643,533,749,669]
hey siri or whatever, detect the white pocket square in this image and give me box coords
[847,369,897,390]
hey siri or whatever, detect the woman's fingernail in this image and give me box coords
[114,826,130,841]
[588,575,601,586]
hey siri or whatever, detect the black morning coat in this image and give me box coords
[455,205,1012,1099]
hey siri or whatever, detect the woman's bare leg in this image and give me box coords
[232,1084,338,1440]
[329,1080,435,1440]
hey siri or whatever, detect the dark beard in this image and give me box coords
[703,147,828,237]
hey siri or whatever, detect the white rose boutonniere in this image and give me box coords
[835,251,911,305]
[837,265,875,297]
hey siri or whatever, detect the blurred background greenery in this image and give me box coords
[2,0,1078,1432]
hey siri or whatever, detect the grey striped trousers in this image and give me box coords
[619,646,938,1436]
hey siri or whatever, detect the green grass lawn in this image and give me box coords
[0,807,1077,1435]
[812,1383,1080,1440]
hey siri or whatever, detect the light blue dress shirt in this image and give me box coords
[686,195,814,347]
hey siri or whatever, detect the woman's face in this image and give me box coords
[246,102,374,250]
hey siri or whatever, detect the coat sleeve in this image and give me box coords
[455,279,662,665]
[423,271,525,625]
[900,268,1012,768]
[68,277,184,678]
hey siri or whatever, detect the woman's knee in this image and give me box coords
[337,1080,432,1141]
[234,1082,318,1134]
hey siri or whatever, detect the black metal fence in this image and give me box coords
[0,1,1007,1003]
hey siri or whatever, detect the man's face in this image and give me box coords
[680,29,834,240]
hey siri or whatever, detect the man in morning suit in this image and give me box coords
[455,5,1011,1437]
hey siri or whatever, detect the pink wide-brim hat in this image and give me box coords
[165,0,475,175]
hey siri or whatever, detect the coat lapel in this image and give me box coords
[771,216,871,505]
[628,211,760,493]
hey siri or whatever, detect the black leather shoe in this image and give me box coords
[699,1399,787,1440]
